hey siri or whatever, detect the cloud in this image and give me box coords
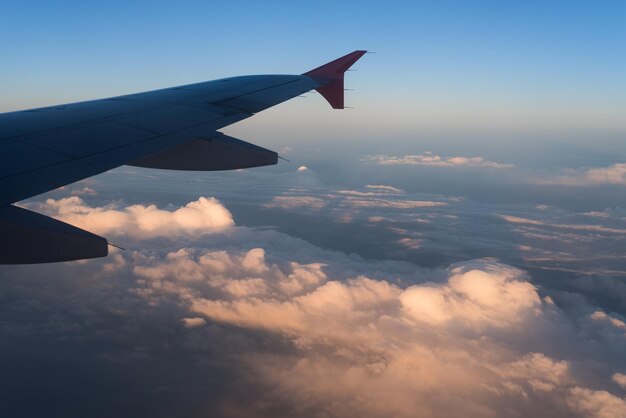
[365,185,405,193]
[537,163,626,186]
[33,196,234,238]
[499,214,626,235]
[342,197,446,209]
[567,387,626,418]
[6,195,626,418]
[181,317,206,328]
[613,373,626,390]
[363,153,513,169]
[264,196,327,210]
[127,248,626,418]
[585,164,626,185]
[396,237,422,250]
[591,311,626,330]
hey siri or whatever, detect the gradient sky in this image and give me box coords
[2,0,625,135]
[3,2,626,417]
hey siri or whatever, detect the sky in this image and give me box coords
[2,0,626,133]
[2,1,626,418]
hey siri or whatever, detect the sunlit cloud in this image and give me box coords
[6,195,626,417]
[181,317,206,328]
[128,244,626,418]
[32,196,234,238]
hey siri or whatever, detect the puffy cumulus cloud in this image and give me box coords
[363,153,513,169]
[591,311,626,330]
[125,245,626,418]
[400,261,541,328]
[6,195,626,418]
[34,196,234,238]
[613,373,626,390]
[538,163,626,186]
[567,387,626,418]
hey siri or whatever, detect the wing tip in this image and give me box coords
[303,50,368,109]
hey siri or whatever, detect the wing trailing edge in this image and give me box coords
[303,50,367,109]
[0,205,108,264]
[128,133,278,171]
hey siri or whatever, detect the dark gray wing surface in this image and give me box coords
[0,75,318,206]
[0,50,367,263]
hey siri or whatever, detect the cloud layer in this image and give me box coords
[537,163,626,186]
[363,153,513,169]
[5,195,626,418]
[132,248,626,418]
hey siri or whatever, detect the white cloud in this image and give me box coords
[35,196,234,238]
[363,153,513,169]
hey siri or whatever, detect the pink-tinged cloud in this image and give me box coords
[15,195,626,417]
[499,214,626,235]
[537,163,626,186]
[613,373,626,390]
[264,196,327,210]
[36,196,234,238]
[127,245,626,418]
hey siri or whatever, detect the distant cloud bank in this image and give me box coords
[362,152,514,169]
[538,162,626,186]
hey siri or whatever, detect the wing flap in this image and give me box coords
[0,205,108,264]
[129,133,277,171]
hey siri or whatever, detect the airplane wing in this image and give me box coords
[0,50,367,263]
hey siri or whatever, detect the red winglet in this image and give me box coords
[303,50,367,109]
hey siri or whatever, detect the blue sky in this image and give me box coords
[2,0,625,135]
[5,3,626,417]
